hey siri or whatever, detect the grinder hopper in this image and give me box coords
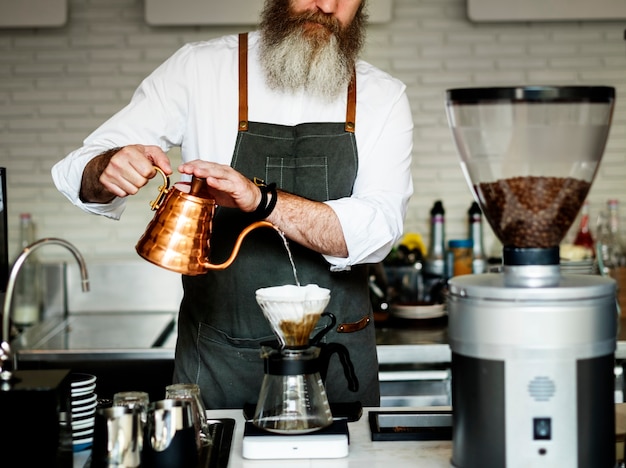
[446,86,615,284]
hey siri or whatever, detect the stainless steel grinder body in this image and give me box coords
[448,272,617,467]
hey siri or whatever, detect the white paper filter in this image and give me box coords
[255,285,330,343]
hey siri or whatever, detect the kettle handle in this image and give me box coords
[148,166,171,211]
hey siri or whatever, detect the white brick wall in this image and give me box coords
[1,0,625,262]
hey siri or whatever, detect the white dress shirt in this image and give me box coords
[52,31,414,270]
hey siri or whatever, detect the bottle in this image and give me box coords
[424,200,446,277]
[12,213,42,328]
[573,200,595,256]
[422,201,446,304]
[607,199,624,267]
[468,201,487,274]
[607,200,626,318]
[596,199,624,276]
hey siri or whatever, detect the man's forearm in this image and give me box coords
[267,190,348,258]
[79,148,121,203]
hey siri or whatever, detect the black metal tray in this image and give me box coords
[369,410,452,441]
[200,418,235,468]
[81,418,235,468]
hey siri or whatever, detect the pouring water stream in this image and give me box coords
[277,230,300,287]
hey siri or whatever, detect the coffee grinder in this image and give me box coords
[242,284,357,460]
[445,86,617,467]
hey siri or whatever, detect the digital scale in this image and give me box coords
[242,418,349,460]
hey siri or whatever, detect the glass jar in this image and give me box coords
[447,239,473,277]
[113,391,150,424]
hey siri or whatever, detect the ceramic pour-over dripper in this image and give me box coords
[255,284,331,348]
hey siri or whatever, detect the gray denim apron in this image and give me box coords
[174,33,379,409]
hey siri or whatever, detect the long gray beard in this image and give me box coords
[260,32,352,101]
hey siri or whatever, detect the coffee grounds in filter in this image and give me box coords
[279,313,321,347]
[477,176,591,248]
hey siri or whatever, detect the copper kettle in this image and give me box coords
[136,167,277,275]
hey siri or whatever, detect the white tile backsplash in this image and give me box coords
[1,0,625,261]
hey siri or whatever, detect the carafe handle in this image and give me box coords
[309,312,336,346]
[318,341,360,393]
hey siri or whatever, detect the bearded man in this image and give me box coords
[52,0,414,409]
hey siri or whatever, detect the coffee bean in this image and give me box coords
[477,176,590,248]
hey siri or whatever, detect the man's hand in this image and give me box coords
[80,145,172,203]
[178,159,261,212]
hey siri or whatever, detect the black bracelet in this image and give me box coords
[252,179,277,219]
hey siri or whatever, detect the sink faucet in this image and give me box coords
[0,237,90,381]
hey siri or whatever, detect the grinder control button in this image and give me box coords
[533,418,551,440]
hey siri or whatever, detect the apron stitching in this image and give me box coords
[349,133,358,171]
[324,163,330,199]
[280,158,285,187]
[194,321,203,383]
[231,137,240,168]
[245,132,293,141]
[266,160,327,168]
[296,133,352,140]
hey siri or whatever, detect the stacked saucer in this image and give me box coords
[560,258,595,275]
[69,373,97,452]
[560,244,595,275]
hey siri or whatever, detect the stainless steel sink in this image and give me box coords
[12,311,176,352]
[9,260,182,400]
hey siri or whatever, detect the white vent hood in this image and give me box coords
[145,0,393,26]
[0,0,67,28]
[468,0,626,21]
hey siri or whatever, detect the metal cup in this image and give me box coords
[165,383,212,448]
[142,399,198,468]
[91,406,144,468]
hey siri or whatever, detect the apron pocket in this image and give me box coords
[266,156,329,201]
[198,322,275,349]
[194,323,275,408]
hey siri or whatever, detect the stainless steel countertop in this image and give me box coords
[375,315,451,364]
[10,311,626,365]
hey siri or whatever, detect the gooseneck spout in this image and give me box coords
[1,238,89,381]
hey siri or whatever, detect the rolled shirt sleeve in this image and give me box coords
[324,80,413,270]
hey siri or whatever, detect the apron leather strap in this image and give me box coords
[237,32,356,133]
[238,32,249,131]
[345,71,356,133]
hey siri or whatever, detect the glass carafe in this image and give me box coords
[253,345,333,434]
